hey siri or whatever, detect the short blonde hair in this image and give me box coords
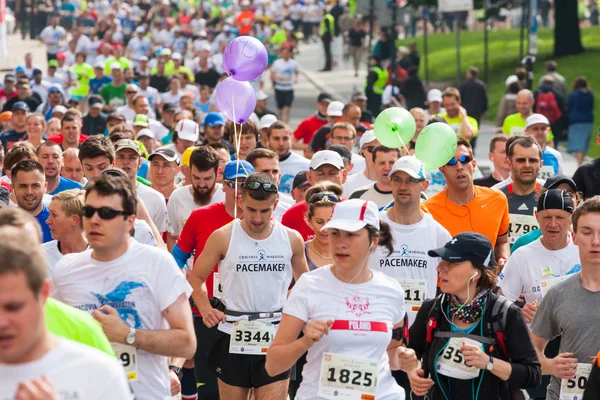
[51,189,86,228]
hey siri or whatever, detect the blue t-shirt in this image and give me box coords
[61,2,76,20]
[542,148,561,176]
[138,159,149,180]
[35,205,52,243]
[49,176,84,195]
[89,76,113,95]
[0,129,26,153]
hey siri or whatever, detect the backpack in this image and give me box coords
[536,91,562,124]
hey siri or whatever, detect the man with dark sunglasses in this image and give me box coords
[52,174,197,400]
[188,172,309,400]
[342,130,379,197]
[425,138,511,268]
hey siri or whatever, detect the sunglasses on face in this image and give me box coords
[242,181,278,193]
[224,179,244,189]
[82,205,129,220]
[309,192,340,203]
[446,155,473,167]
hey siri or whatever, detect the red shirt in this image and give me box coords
[47,133,89,147]
[293,113,328,144]
[0,88,18,104]
[281,201,314,241]
[177,202,233,299]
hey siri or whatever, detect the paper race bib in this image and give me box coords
[318,352,379,399]
[508,214,539,244]
[112,343,138,381]
[538,166,555,180]
[540,275,571,297]
[229,320,274,355]
[510,127,526,135]
[213,272,223,299]
[395,278,427,312]
[436,337,483,380]
[450,123,462,136]
[559,363,592,400]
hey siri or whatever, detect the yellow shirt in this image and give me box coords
[501,112,555,141]
[440,113,479,139]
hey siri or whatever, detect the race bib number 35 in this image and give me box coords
[560,363,591,400]
[112,343,138,381]
[318,352,379,399]
[229,320,274,355]
[436,337,483,380]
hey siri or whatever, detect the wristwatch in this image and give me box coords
[169,365,183,380]
[486,356,494,371]
[125,327,137,345]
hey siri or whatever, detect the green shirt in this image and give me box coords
[103,56,132,76]
[502,112,555,141]
[440,113,479,138]
[100,82,127,108]
[71,63,95,97]
[45,298,116,357]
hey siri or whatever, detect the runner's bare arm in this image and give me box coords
[266,314,317,377]
[288,228,310,281]
[459,107,475,139]
[530,331,578,379]
[494,233,510,268]
[167,233,178,252]
[292,136,309,150]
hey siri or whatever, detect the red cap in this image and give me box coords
[56,52,66,60]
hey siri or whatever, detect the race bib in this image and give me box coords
[112,343,138,381]
[559,363,592,400]
[213,272,223,299]
[538,166,555,180]
[508,214,539,244]
[510,127,526,135]
[229,320,274,355]
[436,337,483,380]
[540,275,570,297]
[395,278,427,312]
[450,123,462,136]
[318,352,379,399]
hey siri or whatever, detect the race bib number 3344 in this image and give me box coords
[318,352,379,399]
[229,320,274,355]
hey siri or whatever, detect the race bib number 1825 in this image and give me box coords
[318,352,379,399]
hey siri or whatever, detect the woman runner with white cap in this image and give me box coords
[266,199,417,399]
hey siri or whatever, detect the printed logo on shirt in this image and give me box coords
[77,281,147,328]
[518,203,529,211]
[236,249,287,272]
[330,320,388,333]
[345,296,371,318]
[378,244,429,268]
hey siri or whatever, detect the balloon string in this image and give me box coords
[385,118,411,155]
[233,92,239,220]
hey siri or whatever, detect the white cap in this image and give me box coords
[139,56,148,62]
[388,156,426,180]
[52,105,67,114]
[136,128,155,139]
[427,89,442,104]
[359,130,377,148]
[526,113,550,129]
[327,101,344,117]
[283,20,294,31]
[310,150,344,170]
[505,75,519,86]
[136,26,145,33]
[110,62,122,71]
[172,52,182,61]
[256,91,269,101]
[259,114,277,130]
[321,199,380,232]
[249,112,260,126]
[94,61,105,69]
[175,119,200,142]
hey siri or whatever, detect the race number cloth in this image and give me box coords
[112,343,138,381]
[318,352,379,399]
[508,214,539,244]
[229,320,275,355]
[436,337,483,380]
[559,363,591,400]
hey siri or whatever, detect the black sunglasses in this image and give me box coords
[446,155,473,166]
[309,193,340,203]
[82,205,130,220]
[224,179,244,189]
[242,181,278,193]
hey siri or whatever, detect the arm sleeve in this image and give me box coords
[293,119,307,141]
[167,197,181,236]
[498,193,510,236]
[154,251,193,312]
[501,114,510,134]
[283,274,310,322]
[177,211,198,254]
[172,243,191,270]
[496,254,524,301]
[503,304,542,389]
[407,298,436,359]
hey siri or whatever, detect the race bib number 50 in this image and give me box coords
[229,320,274,355]
[318,352,379,399]
[560,363,591,400]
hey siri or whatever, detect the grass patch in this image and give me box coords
[397,27,600,158]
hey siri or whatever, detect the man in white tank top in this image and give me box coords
[189,172,309,400]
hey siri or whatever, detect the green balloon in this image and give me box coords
[415,123,458,171]
[373,107,416,149]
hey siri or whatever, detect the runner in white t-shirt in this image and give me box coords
[498,189,580,321]
[342,130,379,197]
[51,174,196,399]
[370,157,452,325]
[268,121,310,195]
[266,199,418,400]
[270,46,299,124]
[39,16,67,58]
[189,172,309,399]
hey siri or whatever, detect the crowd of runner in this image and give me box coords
[0,1,599,400]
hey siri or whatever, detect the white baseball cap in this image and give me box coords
[136,128,155,140]
[525,113,550,129]
[175,119,200,142]
[52,105,67,114]
[427,89,442,104]
[359,130,377,148]
[505,75,519,86]
[388,156,426,180]
[256,91,269,101]
[327,101,344,117]
[136,26,145,33]
[321,199,380,232]
[172,52,183,61]
[259,114,278,130]
[110,62,122,71]
[310,150,344,170]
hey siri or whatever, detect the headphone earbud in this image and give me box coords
[469,271,479,281]
[368,242,373,250]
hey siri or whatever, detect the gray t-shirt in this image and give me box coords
[530,273,600,400]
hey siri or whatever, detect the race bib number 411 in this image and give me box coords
[229,320,274,355]
[560,363,591,400]
[318,352,379,399]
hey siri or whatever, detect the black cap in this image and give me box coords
[163,103,177,112]
[0,186,9,207]
[88,94,104,106]
[428,232,496,269]
[543,174,577,192]
[149,148,180,165]
[317,92,333,103]
[11,101,30,112]
[328,144,352,165]
[537,189,575,214]
[4,74,15,82]
[138,72,149,79]
[32,68,43,76]
[292,171,309,190]
[107,111,126,122]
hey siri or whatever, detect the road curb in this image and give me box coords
[298,65,345,102]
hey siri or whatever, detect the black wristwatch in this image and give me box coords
[169,365,183,380]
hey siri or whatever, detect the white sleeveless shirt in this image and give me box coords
[218,219,293,334]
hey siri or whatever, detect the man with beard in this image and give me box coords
[11,159,52,242]
[167,146,225,250]
[499,135,543,245]
[36,142,83,195]
[113,139,171,235]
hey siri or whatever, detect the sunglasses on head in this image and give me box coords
[446,155,473,166]
[82,205,130,220]
[309,192,340,204]
[242,181,278,193]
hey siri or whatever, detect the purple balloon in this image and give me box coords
[215,78,257,124]
[223,36,268,81]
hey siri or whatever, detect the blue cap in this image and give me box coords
[48,84,62,94]
[223,160,254,180]
[12,101,30,112]
[203,112,225,127]
[15,65,25,73]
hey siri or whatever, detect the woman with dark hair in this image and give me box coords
[305,188,343,270]
[407,232,541,400]
[267,199,417,400]
[567,76,594,166]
